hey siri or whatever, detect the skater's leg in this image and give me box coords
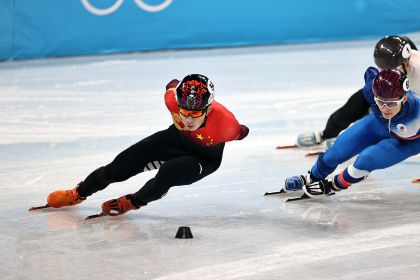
[285,114,387,192]
[78,127,185,197]
[297,89,370,147]
[334,137,420,188]
[132,152,223,205]
[311,114,386,179]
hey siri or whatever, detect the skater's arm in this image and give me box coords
[166,79,179,91]
[237,125,249,140]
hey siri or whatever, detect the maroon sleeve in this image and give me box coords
[236,125,249,140]
[166,79,180,91]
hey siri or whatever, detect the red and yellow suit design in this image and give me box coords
[164,87,248,147]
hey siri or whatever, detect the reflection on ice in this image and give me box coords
[1,36,420,279]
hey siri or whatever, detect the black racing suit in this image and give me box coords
[322,88,370,139]
[77,125,224,207]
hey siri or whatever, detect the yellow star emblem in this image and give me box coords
[196,134,204,141]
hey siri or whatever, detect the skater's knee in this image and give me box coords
[354,153,376,172]
[198,158,223,179]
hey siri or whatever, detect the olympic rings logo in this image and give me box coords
[81,0,173,16]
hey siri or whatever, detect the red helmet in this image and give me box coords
[176,74,215,110]
[372,69,409,99]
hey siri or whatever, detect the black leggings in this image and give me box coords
[77,125,224,206]
[322,88,370,139]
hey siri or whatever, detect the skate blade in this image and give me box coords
[275,144,298,149]
[286,193,311,202]
[305,151,323,157]
[264,189,306,201]
[29,205,51,211]
[264,189,286,196]
[286,192,335,202]
[85,212,107,220]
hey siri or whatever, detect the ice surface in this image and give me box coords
[1,36,420,280]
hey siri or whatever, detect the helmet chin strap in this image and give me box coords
[402,63,408,75]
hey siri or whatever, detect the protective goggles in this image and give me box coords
[179,107,207,118]
[374,96,404,109]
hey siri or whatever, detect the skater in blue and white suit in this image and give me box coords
[284,68,420,197]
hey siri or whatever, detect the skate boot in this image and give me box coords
[47,184,86,208]
[303,177,347,198]
[284,172,315,192]
[101,194,141,216]
[297,131,324,148]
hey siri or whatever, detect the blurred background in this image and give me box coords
[1,0,420,61]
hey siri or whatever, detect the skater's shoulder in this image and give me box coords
[209,101,237,119]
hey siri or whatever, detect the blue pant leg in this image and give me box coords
[311,114,387,179]
[354,137,420,172]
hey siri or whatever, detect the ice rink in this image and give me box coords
[1,36,420,280]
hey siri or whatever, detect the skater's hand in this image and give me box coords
[237,125,249,140]
[166,79,180,91]
[364,67,379,83]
